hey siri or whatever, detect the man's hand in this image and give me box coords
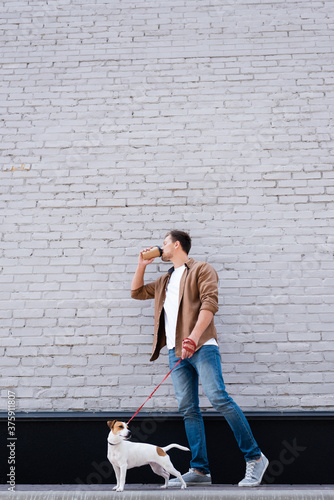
[138,248,156,266]
[131,249,155,292]
[181,338,197,359]
[181,310,214,359]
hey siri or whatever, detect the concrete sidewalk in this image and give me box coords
[0,485,333,500]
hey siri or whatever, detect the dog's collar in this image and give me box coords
[107,438,130,446]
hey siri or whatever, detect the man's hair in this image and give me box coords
[166,230,192,255]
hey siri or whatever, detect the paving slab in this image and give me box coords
[0,485,333,500]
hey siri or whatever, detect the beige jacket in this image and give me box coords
[131,258,219,361]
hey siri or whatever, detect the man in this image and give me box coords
[131,230,269,487]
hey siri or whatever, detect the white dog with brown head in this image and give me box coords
[107,420,189,492]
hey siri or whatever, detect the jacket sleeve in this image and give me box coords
[197,263,219,315]
[131,281,156,300]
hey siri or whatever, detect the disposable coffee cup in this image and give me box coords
[142,246,163,260]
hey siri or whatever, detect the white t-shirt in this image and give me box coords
[164,265,218,350]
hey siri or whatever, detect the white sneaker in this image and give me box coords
[238,453,269,487]
[168,468,212,487]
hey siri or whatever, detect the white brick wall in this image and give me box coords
[1,0,334,412]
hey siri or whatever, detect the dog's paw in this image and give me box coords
[181,484,187,489]
[160,485,167,489]
[116,487,124,492]
[112,486,118,491]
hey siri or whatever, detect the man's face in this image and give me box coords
[161,235,175,262]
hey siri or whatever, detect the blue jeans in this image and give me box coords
[169,346,261,474]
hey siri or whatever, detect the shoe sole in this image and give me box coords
[168,483,212,487]
[238,457,269,487]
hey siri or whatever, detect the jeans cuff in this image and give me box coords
[192,467,211,475]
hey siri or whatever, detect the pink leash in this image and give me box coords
[127,358,182,425]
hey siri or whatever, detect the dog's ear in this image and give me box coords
[107,420,116,429]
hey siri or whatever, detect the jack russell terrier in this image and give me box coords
[107,420,190,492]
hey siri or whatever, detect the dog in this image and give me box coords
[107,420,189,492]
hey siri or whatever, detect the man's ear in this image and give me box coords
[107,420,116,429]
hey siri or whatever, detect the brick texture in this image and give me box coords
[1,0,334,412]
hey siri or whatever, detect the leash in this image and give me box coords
[127,358,182,425]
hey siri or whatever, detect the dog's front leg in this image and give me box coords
[115,464,127,492]
[112,465,121,491]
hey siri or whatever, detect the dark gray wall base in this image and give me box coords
[0,411,333,485]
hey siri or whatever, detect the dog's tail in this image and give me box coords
[162,444,190,453]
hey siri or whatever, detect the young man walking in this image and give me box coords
[131,230,269,487]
